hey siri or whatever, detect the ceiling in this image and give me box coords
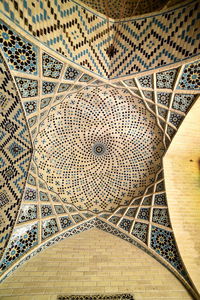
[78,0,168,19]
[0,0,199,298]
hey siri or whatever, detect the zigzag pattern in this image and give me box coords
[0,54,32,257]
[0,0,199,78]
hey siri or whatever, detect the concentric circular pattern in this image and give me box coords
[92,142,107,156]
[34,86,164,213]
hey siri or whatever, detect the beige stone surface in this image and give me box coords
[0,228,191,300]
[164,98,200,293]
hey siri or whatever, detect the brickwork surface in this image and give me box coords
[0,228,191,300]
[164,99,200,293]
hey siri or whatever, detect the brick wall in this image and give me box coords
[0,228,191,300]
[164,98,200,293]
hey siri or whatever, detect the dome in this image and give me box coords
[34,86,164,213]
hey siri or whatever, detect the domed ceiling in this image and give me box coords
[34,86,163,212]
[0,0,200,298]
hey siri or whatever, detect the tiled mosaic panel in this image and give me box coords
[64,66,81,80]
[24,188,37,201]
[0,55,32,256]
[0,218,191,290]
[0,223,38,273]
[42,53,63,79]
[132,222,148,244]
[42,81,57,95]
[0,20,38,75]
[41,205,54,218]
[152,208,171,228]
[34,85,164,213]
[15,77,38,98]
[17,204,37,224]
[138,75,153,88]
[0,1,199,78]
[150,226,189,278]
[157,93,171,107]
[57,294,134,300]
[172,94,196,113]
[177,60,200,90]
[58,83,71,93]
[95,219,191,284]
[42,218,59,240]
[156,69,177,89]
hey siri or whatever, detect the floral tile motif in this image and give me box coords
[156,69,177,89]
[138,75,153,88]
[54,205,65,214]
[125,208,137,217]
[39,191,50,202]
[142,195,152,205]
[24,188,37,201]
[17,204,37,223]
[42,53,63,79]
[0,223,38,273]
[169,112,184,128]
[27,174,36,186]
[123,79,137,87]
[42,218,59,240]
[40,97,52,109]
[137,208,150,220]
[166,125,176,139]
[64,66,81,80]
[119,218,132,232]
[72,214,84,223]
[23,100,37,115]
[143,90,153,100]
[28,116,37,127]
[41,205,54,217]
[42,81,57,95]
[152,208,171,227]
[79,73,94,82]
[0,21,38,75]
[60,216,73,229]
[15,77,38,98]
[58,83,71,93]
[158,107,168,119]
[155,181,165,192]
[177,61,200,90]
[157,92,171,107]
[172,94,195,113]
[151,226,187,277]
[108,216,120,224]
[154,193,167,206]
[132,222,148,244]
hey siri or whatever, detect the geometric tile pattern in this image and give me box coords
[34,86,164,213]
[0,20,38,75]
[57,295,134,300]
[42,53,63,79]
[151,226,189,278]
[0,54,32,258]
[177,60,200,90]
[0,1,199,78]
[79,0,167,19]
[15,78,38,98]
[0,5,200,298]
[0,223,38,274]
